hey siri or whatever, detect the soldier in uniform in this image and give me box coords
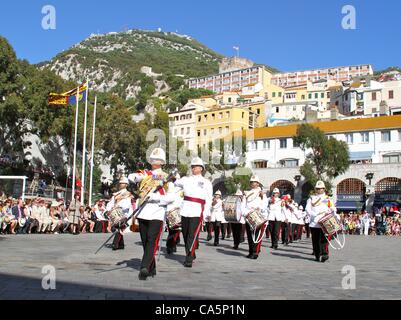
[305,181,337,263]
[174,157,213,268]
[266,188,285,250]
[231,189,246,250]
[128,148,174,280]
[242,176,268,260]
[108,177,134,251]
[209,190,225,247]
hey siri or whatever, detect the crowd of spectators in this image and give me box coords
[0,196,115,235]
[339,211,401,236]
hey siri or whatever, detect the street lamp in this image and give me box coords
[294,175,302,185]
[365,172,374,186]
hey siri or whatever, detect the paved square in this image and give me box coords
[0,233,400,300]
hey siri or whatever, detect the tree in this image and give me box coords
[293,124,350,193]
[224,167,253,195]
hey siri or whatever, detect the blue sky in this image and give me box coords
[1,0,400,72]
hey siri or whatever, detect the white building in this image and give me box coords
[244,115,401,212]
[272,64,373,87]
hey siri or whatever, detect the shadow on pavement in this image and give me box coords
[0,272,210,300]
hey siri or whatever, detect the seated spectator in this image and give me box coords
[28,198,41,234]
[12,198,31,234]
[1,199,17,234]
[79,206,94,233]
[49,201,63,234]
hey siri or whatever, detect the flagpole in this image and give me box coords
[88,96,97,207]
[72,87,80,203]
[81,80,89,204]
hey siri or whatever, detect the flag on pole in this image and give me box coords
[48,82,88,105]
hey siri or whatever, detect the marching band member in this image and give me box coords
[174,157,213,268]
[210,190,224,247]
[107,177,134,251]
[231,189,246,250]
[284,195,297,244]
[128,148,174,280]
[166,174,183,255]
[242,176,268,260]
[266,188,285,250]
[294,204,306,242]
[305,181,337,263]
[280,195,293,246]
[302,205,311,239]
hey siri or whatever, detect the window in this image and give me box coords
[389,90,394,99]
[204,115,208,122]
[361,132,369,143]
[280,139,287,149]
[280,159,299,168]
[228,98,232,103]
[257,109,261,115]
[198,116,201,122]
[187,127,190,135]
[252,161,268,169]
[219,127,223,134]
[203,129,207,136]
[272,92,276,98]
[382,131,391,142]
[242,112,245,119]
[346,134,354,144]
[174,129,177,136]
[372,92,377,101]
[301,95,305,100]
[275,107,279,113]
[212,113,215,120]
[219,112,223,119]
[308,93,312,99]
[226,111,230,118]
[197,130,201,137]
[321,93,325,99]
[383,154,400,163]
[278,92,282,97]
[225,126,229,133]
[315,93,318,99]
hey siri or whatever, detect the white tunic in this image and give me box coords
[235,197,246,225]
[284,202,298,224]
[242,188,267,218]
[106,188,133,218]
[210,199,226,223]
[266,197,286,222]
[305,194,337,228]
[295,208,306,226]
[128,168,174,221]
[174,175,213,219]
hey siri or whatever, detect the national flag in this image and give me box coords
[233,46,240,51]
[48,82,88,106]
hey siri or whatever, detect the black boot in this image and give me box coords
[138,268,150,281]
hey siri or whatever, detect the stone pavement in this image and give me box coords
[0,232,400,300]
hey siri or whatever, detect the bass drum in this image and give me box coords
[223,196,240,223]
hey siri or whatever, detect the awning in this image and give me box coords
[349,151,374,161]
[336,201,364,211]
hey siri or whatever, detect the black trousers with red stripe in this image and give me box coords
[138,219,163,273]
[245,223,263,256]
[212,221,222,244]
[166,228,181,251]
[281,222,290,244]
[112,232,125,249]
[181,216,202,263]
[269,220,281,248]
[231,223,243,247]
[311,227,329,260]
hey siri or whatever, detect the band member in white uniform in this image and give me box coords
[128,148,174,280]
[302,206,311,239]
[284,195,297,244]
[305,181,337,263]
[231,189,246,250]
[293,204,306,242]
[209,190,225,247]
[107,177,134,251]
[242,176,268,260]
[174,157,213,268]
[266,188,285,250]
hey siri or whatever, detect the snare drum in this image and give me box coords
[246,209,267,231]
[223,196,240,223]
[319,213,342,238]
[109,208,124,226]
[167,208,181,230]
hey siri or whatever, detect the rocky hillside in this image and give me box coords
[41,29,224,99]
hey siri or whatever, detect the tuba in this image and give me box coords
[137,171,168,206]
